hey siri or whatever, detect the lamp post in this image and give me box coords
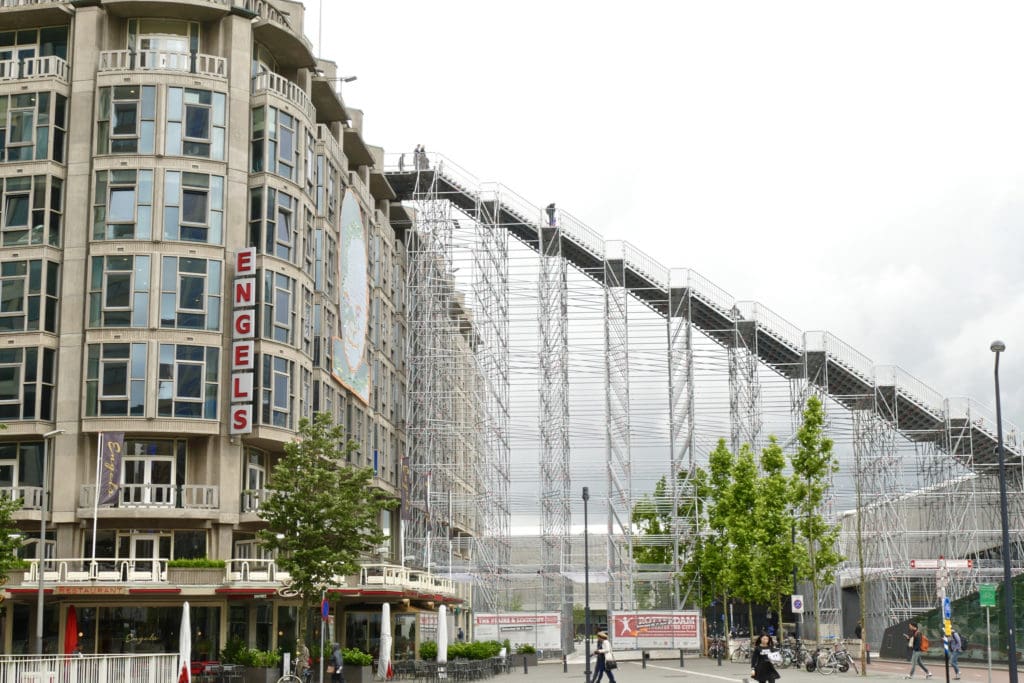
[37,428,63,655]
[991,340,1018,683]
[583,487,591,683]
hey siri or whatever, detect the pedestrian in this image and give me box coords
[420,145,430,170]
[296,643,310,678]
[592,631,617,683]
[904,622,932,679]
[398,153,405,172]
[545,203,556,226]
[330,642,344,683]
[413,145,422,170]
[949,628,963,680]
[750,634,780,683]
[457,627,465,642]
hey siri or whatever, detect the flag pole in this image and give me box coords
[90,432,102,575]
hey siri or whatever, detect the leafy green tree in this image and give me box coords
[631,476,673,566]
[790,395,843,641]
[258,412,397,652]
[0,423,19,583]
[725,444,760,631]
[753,436,804,628]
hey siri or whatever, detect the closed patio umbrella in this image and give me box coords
[64,605,78,655]
[377,602,392,680]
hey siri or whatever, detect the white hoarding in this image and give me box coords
[611,611,701,650]
[473,613,562,650]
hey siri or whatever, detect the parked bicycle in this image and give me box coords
[730,639,752,663]
[707,634,727,660]
[277,659,313,683]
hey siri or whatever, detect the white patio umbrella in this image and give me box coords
[377,602,392,680]
[437,605,448,665]
[178,601,191,683]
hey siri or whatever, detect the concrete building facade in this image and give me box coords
[0,0,465,658]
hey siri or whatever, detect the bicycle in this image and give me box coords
[277,660,313,683]
[731,639,752,663]
[707,635,727,660]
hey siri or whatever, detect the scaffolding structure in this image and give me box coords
[385,153,1024,651]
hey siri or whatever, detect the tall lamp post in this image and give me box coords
[991,340,1018,683]
[37,428,63,655]
[583,487,591,683]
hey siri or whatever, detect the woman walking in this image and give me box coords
[593,631,617,683]
[750,634,780,683]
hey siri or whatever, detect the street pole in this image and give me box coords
[991,341,1018,683]
[987,606,992,683]
[583,487,591,683]
[792,521,799,642]
[36,429,63,655]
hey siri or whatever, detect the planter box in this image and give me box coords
[244,667,280,683]
[167,567,226,585]
[1,570,25,587]
[514,653,538,667]
[344,664,372,683]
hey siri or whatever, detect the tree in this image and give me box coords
[258,412,397,652]
[752,436,804,631]
[725,444,760,632]
[0,423,18,583]
[790,395,843,642]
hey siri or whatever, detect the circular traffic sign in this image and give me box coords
[793,598,803,610]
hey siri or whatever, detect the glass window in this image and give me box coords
[250,105,299,181]
[0,259,59,333]
[89,254,149,328]
[0,347,55,421]
[85,343,146,417]
[259,354,293,428]
[159,256,221,330]
[163,171,223,243]
[96,86,155,155]
[0,92,65,163]
[93,170,153,240]
[158,344,219,419]
[262,270,294,345]
[166,87,226,159]
[248,186,298,263]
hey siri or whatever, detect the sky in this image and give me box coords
[301,1,1024,526]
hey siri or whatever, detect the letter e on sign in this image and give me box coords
[232,341,254,370]
[236,247,256,276]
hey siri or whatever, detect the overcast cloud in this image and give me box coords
[307,2,1023,459]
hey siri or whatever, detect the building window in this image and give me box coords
[128,19,198,69]
[96,86,155,155]
[249,186,298,263]
[85,343,146,417]
[0,92,67,163]
[261,270,294,344]
[163,171,224,243]
[0,259,58,333]
[89,255,150,328]
[0,26,68,62]
[159,257,221,330]
[120,438,186,507]
[0,441,44,500]
[259,354,293,428]
[242,448,267,512]
[93,170,153,240]
[301,286,314,357]
[1,175,62,247]
[0,347,55,421]
[166,87,226,160]
[251,106,298,181]
[158,344,219,419]
[304,130,315,196]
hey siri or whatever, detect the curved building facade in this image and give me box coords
[0,0,460,657]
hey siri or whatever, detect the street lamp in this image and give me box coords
[583,487,591,683]
[990,340,1017,683]
[37,428,63,655]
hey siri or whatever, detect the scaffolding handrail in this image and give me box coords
[734,300,803,351]
[874,365,945,416]
[492,183,543,227]
[805,331,874,381]
[623,241,669,289]
[681,268,735,312]
[556,209,605,259]
[946,397,1021,453]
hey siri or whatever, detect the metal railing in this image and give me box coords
[79,484,219,510]
[557,209,605,259]
[360,563,456,595]
[225,558,289,583]
[0,55,69,82]
[873,365,945,415]
[0,654,178,683]
[623,241,668,289]
[734,300,803,351]
[804,331,874,381]
[946,397,1022,453]
[680,268,735,313]
[252,71,316,122]
[98,49,227,78]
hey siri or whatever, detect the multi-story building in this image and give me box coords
[0,0,463,658]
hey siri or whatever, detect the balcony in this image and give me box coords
[252,71,315,123]
[80,484,219,510]
[238,0,315,69]
[0,56,69,83]
[24,557,167,584]
[360,563,457,597]
[98,49,227,79]
[0,0,72,30]
[0,486,43,510]
[241,488,270,513]
[225,558,289,584]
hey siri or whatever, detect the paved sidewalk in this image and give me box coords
[508,653,1016,683]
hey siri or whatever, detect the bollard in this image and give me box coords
[679,649,685,668]
[642,650,647,669]
[563,655,568,673]
[523,655,528,674]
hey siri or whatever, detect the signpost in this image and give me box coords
[980,584,997,683]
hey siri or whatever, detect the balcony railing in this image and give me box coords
[80,484,219,510]
[360,563,456,596]
[26,557,167,583]
[0,0,70,7]
[241,488,271,513]
[237,0,290,27]
[98,49,227,79]
[0,654,178,683]
[253,71,316,122]
[0,56,69,83]
[0,486,43,510]
[225,558,289,583]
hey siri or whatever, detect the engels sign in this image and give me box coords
[230,248,256,435]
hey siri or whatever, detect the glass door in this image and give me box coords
[132,534,158,575]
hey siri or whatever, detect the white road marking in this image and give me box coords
[646,663,743,681]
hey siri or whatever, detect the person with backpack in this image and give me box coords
[949,628,964,680]
[904,622,933,679]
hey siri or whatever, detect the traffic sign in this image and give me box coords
[980,583,997,607]
[943,597,952,619]
[944,619,952,636]
[792,595,804,614]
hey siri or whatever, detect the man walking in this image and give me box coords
[949,628,963,680]
[904,622,933,679]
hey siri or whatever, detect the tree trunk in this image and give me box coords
[297,596,310,664]
[723,590,730,640]
[776,594,783,641]
[748,604,754,640]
